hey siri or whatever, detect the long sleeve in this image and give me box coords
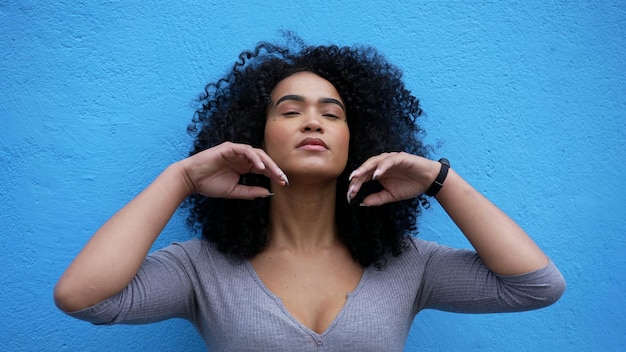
[65,240,202,325]
[411,239,566,314]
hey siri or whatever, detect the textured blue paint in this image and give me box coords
[1,1,624,351]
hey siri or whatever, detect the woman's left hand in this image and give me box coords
[349,152,553,277]
[347,152,440,206]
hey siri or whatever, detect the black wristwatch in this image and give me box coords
[425,158,450,197]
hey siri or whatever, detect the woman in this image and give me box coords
[54,40,565,351]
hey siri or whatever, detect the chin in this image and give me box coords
[286,166,345,181]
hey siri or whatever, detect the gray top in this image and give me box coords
[69,237,565,351]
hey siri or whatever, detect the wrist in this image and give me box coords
[164,162,196,198]
[425,158,450,197]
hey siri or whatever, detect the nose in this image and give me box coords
[301,113,324,133]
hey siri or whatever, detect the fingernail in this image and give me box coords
[372,169,380,180]
[349,170,357,181]
[279,171,289,186]
[347,185,354,203]
[359,203,368,207]
[260,192,275,198]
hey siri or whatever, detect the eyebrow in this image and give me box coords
[275,94,345,111]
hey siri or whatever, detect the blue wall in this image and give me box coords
[1,1,624,351]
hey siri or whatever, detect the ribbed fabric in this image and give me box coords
[68,238,565,351]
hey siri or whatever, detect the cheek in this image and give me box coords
[263,122,288,156]
[339,127,351,156]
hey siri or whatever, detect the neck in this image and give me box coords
[266,180,339,251]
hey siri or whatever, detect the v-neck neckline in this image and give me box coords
[244,260,370,337]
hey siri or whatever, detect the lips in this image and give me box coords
[296,137,328,149]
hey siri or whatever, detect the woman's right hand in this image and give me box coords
[54,142,288,312]
[177,142,289,200]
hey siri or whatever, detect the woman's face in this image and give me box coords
[264,71,350,182]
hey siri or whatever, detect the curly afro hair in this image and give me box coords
[186,37,431,268]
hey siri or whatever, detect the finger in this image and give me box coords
[226,184,274,200]
[347,166,376,203]
[349,154,388,180]
[251,149,289,186]
[230,145,289,186]
[367,153,405,180]
[347,153,392,202]
[353,152,405,181]
[228,144,267,171]
[360,189,398,207]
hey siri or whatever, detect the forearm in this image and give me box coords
[54,163,191,312]
[435,168,549,275]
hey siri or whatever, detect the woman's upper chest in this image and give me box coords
[249,248,364,334]
[192,239,425,350]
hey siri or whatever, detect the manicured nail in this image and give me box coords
[346,185,354,203]
[359,203,368,207]
[372,169,381,180]
[279,171,289,186]
[349,170,357,181]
